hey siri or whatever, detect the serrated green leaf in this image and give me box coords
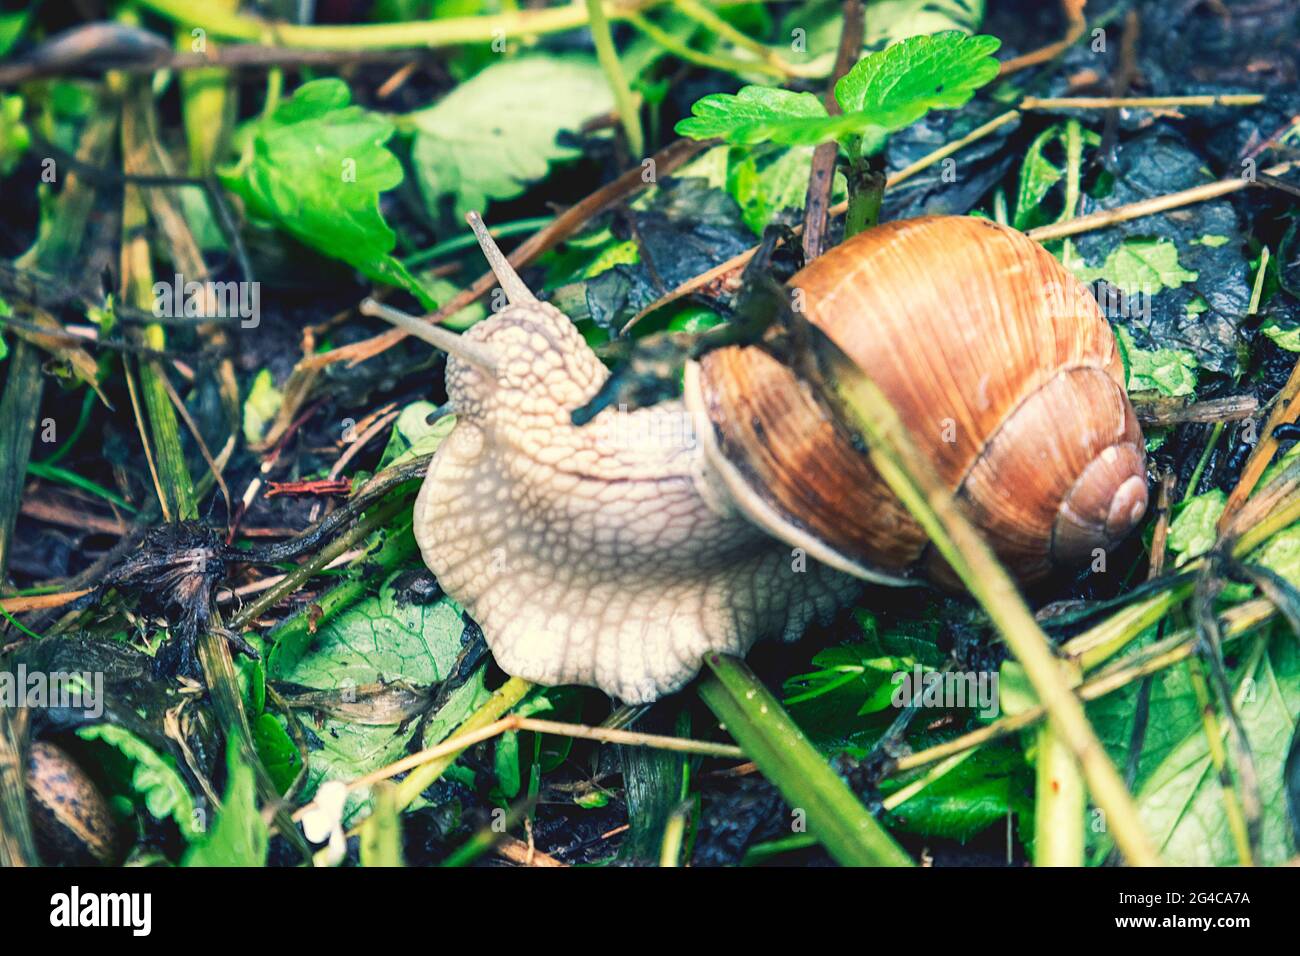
[272,573,489,821]
[77,724,202,840]
[184,741,269,867]
[1073,237,1199,296]
[1116,326,1198,398]
[833,31,1000,125]
[221,78,432,306]
[675,86,843,146]
[727,144,821,234]
[409,56,614,219]
[677,31,999,149]
[1167,490,1227,565]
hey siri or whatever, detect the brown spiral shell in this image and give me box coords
[686,215,1148,585]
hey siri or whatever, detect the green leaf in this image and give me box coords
[1166,490,1227,565]
[1133,638,1300,865]
[76,724,202,840]
[272,573,489,819]
[1251,525,1300,589]
[700,655,913,867]
[1013,124,1099,231]
[833,31,1001,127]
[409,55,614,219]
[675,86,845,146]
[1115,326,1198,398]
[378,399,457,470]
[0,94,30,176]
[677,31,999,148]
[1073,237,1199,296]
[0,10,28,58]
[1261,317,1300,353]
[883,740,1031,841]
[242,368,283,447]
[221,78,431,306]
[252,712,303,796]
[727,144,824,234]
[184,741,270,867]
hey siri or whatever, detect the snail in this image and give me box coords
[25,740,120,865]
[364,213,1147,704]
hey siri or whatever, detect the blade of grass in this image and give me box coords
[359,780,403,867]
[116,72,310,861]
[394,676,533,811]
[584,0,643,157]
[813,331,1161,866]
[0,98,117,867]
[25,461,138,513]
[699,653,913,867]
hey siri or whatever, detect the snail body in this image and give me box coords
[375,213,1147,703]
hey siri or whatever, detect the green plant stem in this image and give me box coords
[230,495,411,629]
[1187,658,1254,866]
[34,389,94,469]
[359,781,403,867]
[671,0,811,77]
[584,0,644,158]
[817,337,1160,866]
[393,676,533,811]
[402,216,554,269]
[627,12,787,79]
[139,0,674,49]
[842,154,883,239]
[1064,583,1192,671]
[1183,422,1224,503]
[25,461,137,513]
[699,654,913,867]
[1033,723,1085,865]
[892,598,1275,775]
[1032,119,1088,868]
[658,800,690,866]
[120,90,196,521]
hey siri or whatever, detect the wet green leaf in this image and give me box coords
[221,78,431,306]
[409,56,614,218]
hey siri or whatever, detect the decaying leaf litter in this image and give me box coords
[0,0,1298,868]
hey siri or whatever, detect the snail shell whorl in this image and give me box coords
[688,215,1148,584]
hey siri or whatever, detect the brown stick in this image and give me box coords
[801,0,864,262]
[997,0,1088,77]
[1026,162,1295,242]
[1219,355,1300,530]
[332,136,716,368]
[0,38,426,85]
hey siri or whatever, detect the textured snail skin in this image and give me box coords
[689,215,1148,584]
[413,300,857,703]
